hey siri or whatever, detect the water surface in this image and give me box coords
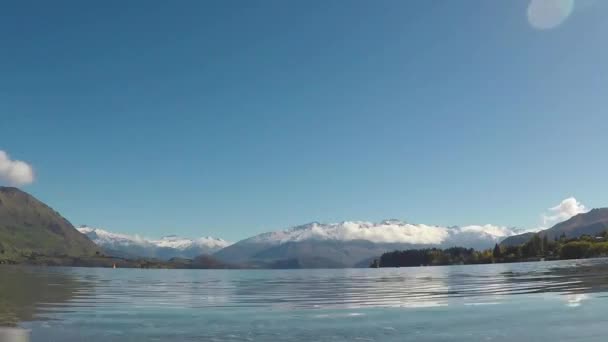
[3,259,608,341]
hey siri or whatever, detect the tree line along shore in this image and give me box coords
[373,231,608,268]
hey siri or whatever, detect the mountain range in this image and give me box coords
[78,220,552,267]
[3,186,608,268]
[212,220,528,267]
[78,220,529,267]
[77,226,231,260]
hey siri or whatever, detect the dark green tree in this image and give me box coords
[532,234,543,256]
[493,243,502,259]
[542,235,549,256]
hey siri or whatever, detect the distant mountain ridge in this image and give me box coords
[0,187,99,259]
[78,226,231,260]
[240,220,519,246]
[501,208,608,246]
[213,220,529,267]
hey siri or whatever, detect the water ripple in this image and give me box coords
[4,258,608,328]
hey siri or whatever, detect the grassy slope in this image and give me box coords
[0,187,99,260]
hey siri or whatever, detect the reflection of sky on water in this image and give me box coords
[5,259,608,325]
[76,259,608,310]
[5,260,608,341]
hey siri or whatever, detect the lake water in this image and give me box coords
[3,259,608,341]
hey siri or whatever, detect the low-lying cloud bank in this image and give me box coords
[250,198,587,248]
[0,150,35,186]
[255,221,516,247]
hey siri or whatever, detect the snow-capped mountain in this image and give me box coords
[151,235,230,250]
[242,220,519,247]
[78,226,231,260]
[78,226,150,247]
[213,220,529,267]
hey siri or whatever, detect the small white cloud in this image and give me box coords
[0,150,35,186]
[527,0,574,30]
[542,197,587,226]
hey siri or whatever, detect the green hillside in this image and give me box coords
[0,187,99,261]
[502,208,608,247]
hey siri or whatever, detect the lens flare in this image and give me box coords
[527,0,575,30]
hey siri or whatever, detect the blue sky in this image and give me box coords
[1,0,607,241]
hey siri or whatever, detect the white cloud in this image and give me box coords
[257,221,448,245]
[255,221,517,249]
[454,225,513,238]
[0,150,35,186]
[330,222,450,245]
[527,0,574,30]
[252,197,592,248]
[542,197,587,227]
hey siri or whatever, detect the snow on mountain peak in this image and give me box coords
[151,235,231,250]
[249,220,447,244]
[246,220,523,247]
[77,226,149,247]
[77,226,231,251]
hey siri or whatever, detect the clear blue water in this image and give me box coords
[3,259,608,341]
